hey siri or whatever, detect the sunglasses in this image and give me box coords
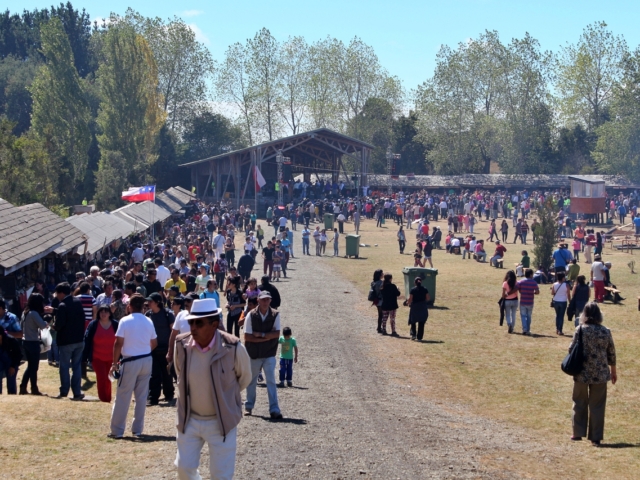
[187,319,208,328]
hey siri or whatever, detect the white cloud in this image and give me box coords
[188,23,210,45]
[182,10,204,17]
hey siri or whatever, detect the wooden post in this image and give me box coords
[216,160,220,202]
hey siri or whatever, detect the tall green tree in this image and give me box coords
[115,10,214,134]
[556,21,627,131]
[592,47,640,182]
[29,17,91,196]
[95,24,165,209]
[533,197,558,272]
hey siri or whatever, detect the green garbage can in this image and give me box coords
[345,234,361,258]
[402,267,438,305]
[323,212,334,230]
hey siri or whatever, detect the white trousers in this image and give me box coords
[175,418,237,480]
[109,356,152,437]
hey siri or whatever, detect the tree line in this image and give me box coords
[0,5,638,210]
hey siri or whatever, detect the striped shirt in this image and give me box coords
[77,294,95,323]
[517,279,539,306]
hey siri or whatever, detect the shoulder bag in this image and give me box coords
[561,326,584,376]
[550,284,560,308]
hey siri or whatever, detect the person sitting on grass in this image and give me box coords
[489,240,507,267]
[475,240,487,262]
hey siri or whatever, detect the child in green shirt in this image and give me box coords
[278,327,298,387]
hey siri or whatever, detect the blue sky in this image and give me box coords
[25,0,640,90]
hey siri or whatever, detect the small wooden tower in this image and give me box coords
[568,176,606,215]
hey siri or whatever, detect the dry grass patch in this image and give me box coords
[328,216,640,479]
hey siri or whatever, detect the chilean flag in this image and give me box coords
[122,185,156,202]
[254,166,266,192]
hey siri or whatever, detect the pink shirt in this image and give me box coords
[190,330,217,353]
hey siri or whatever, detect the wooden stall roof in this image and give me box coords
[112,201,172,229]
[0,199,87,274]
[66,212,136,255]
[155,186,196,214]
[568,175,606,184]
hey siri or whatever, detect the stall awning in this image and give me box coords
[0,199,87,274]
[66,212,137,255]
[112,201,172,228]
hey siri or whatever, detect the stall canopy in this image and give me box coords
[66,212,136,255]
[155,186,197,214]
[112,201,172,229]
[0,199,87,275]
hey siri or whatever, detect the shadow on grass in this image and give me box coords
[122,434,176,442]
[599,443,640,449]
[429,305,450,310]
[257,416,307,424]
[81,379,96,391]
[529,333,557,339]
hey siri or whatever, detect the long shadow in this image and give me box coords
[529,333,556,339]
[429,305,450,310]
[122,434,176,442]
[599,443,640,449]
[81,379,96,391]
[257,416,307,425]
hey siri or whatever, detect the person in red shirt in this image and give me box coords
[83,307,118,402]
[188,243,200,263]
[490,240,507,267]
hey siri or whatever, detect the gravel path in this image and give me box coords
[136,233,568,479]
[230,244,549,479]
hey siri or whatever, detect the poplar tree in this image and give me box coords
[29,17,91,193]
[95,25,164,209]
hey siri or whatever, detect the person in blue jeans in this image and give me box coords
[19,294,49,395]
[278,327,298,387]
[516,268,540,335]
[502,271,519,334]
[551,272,571,336]
[0,300,22,394]
[243,291,282,419]
[0,328,22,395]
[52,283,88,400]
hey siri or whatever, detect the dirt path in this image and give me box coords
[226,247,555,479]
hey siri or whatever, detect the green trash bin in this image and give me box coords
[402,267,438,305]
[345,234,360,258]
[323,212,334,230]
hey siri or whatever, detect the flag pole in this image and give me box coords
[152,185,156,242]
[254,155,257,217]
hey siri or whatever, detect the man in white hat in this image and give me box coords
[243,290,282,419]
[174,298,252,480]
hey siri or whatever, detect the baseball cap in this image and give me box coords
[258,291,272,299]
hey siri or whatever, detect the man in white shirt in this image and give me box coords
[154,258,171,287]
[131,244,145,264]
[212,231,226,260]
[109,294,157,438]
[591,254,606,303]
[166,293,199,363]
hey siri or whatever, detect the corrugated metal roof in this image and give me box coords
[112,201,172,228]
[155,186,196,213]
[0,199,87,274]
[66,212,136,254]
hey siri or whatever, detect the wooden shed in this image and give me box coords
[568,175,606,214]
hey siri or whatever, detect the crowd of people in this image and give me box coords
[1,183,635,470]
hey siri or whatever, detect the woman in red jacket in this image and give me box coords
[83,307,118,402]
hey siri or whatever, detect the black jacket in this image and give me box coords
[54,295,87,346]
[380,283,400,311]
[83,318,118,362]
[259,282,281,309]
[237,254,255,275]
[0,329,22,369]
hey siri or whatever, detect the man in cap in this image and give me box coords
[109,294,157,438]
[155,257,171,287]
[167,292,199,364]
[145,293,175,406]
[243,291,283,419]
[174,298,252,479]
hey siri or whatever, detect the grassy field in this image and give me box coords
[327,214,640,479]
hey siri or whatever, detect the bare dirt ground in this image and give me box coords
[229,248,570,480]
[2,231,578,480]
